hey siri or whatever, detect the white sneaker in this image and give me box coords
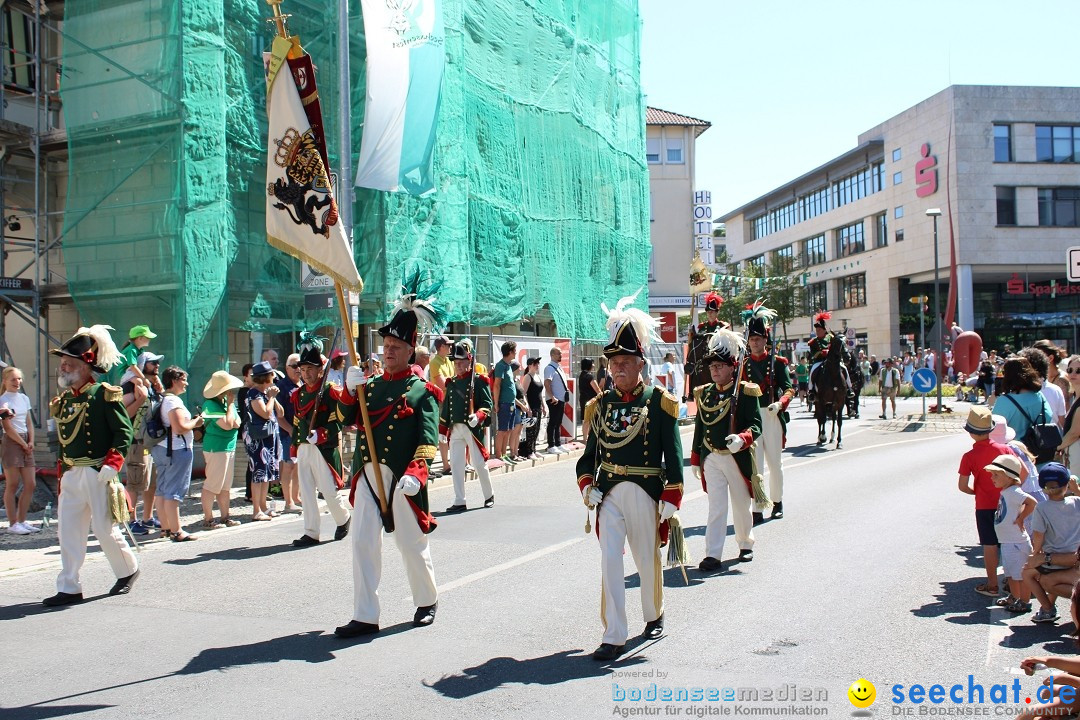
[546,447,560,454]
[23,522,41,533]
[8,523,31,535]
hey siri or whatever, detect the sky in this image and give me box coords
[638,0,1080,218]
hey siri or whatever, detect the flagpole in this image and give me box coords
[267,0,389,522]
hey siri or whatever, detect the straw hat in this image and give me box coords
[963,406,996,435]
[203,370,244,399]
[984,454,1021,481]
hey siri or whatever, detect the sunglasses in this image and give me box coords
[287,364,300,369]
[1067,367,1080,374]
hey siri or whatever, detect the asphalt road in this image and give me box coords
[1,396,1067,719]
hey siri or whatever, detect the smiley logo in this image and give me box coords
[848,678,876,708]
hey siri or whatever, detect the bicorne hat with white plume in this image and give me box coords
[602,290,659,359]
[50,325,123,374]
[379,270,448,347]
[742,302,778,339]
[704,327,746,366]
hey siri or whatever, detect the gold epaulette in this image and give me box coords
[49,395,62,418]
[102,383,123,402]
[660,390,680,418]
[583,395,599,430]
[414,444,437,461]
[692,384,710,402]
[741,381,762,397]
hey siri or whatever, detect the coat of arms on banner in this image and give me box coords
[269,127,339,239]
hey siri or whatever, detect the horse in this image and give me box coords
[811,333,847,448]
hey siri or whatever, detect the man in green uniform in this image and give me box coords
[45,325,138,607]
[578,295,683,662]
[334,285,444,638]
[807,311,850,403]
[290,333,352,547]
[440,340,495,512]
[683,291,726,401]
[740,305,795,524]
[691,327,762,573]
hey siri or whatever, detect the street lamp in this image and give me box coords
[926,208,943,413]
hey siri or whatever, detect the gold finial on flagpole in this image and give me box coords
[266,0,291,40]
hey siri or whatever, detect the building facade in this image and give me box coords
[644,106,711,340]
[719,85,1080,359]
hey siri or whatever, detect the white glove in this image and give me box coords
[659,501,677,522]
[692,465,701,482]
[467,413,480,428]
[398,475,421,496]
[766,402,782,415]
[98,465,119,484]
[582,485,603,507]
[307,430,319,445]
[725,434,745,453]
[345,366,367,393]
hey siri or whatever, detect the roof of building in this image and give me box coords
[646,106,711,137]
[716,139,884,222]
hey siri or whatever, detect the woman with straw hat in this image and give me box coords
[200,371,244,529]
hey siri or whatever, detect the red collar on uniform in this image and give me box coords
[718,381,734,393]
[616,382,645,402]
[382,368,413,381]
[750,352,768,361]
[456,370,474,381]
[72,380,93,396]
[304,381,321,391]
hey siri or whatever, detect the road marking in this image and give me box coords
[785,432,959,470]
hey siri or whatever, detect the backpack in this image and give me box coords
[143,393,167,441]
[1002,395,1063,465]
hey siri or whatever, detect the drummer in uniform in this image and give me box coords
[290,332,352,547]
[690,326,762,573]
[45,325,139,606]
[740,305,795,524]
[334,286,444,637]
[683,292,726,401]
[577,295,683,662]
[440,340,495,513]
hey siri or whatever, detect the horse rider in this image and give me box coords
[740,305,795,525]
[806,312,851,406]
[683,292,727,401]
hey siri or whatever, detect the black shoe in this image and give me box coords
[752,511,764,526]
[771,502,783,520]
[591,643,625,661]
[334,516,351,541]
[334,620,380,638]
[445,504,467,514]
[697,556,723,573]
[413,602,438,627]
[109,569,140,596]
[879,413,887,419]
[484,495,495,508]
[739,549,754,562]
[43,591,83,607]
[292,534,321,548]
[643,614,664,640]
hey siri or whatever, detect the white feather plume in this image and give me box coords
[602,289,660,351]
[77,325,122,371]
[707,327,746,362]
[746,305,778,324]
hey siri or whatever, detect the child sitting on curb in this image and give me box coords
[987,454,1037,613]
[1023,463,1080,624]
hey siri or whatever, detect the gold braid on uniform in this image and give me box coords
[57,402,89,448]
[694,385,731,426]
[597,404,649,451]
[414,444,437,461]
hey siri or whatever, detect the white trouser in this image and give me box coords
[296,443,350,539]
[449,424,493,506]
[809,360,850,391]
[351,463,438,624]
[755,410,784,509]
[703,452,754,560]
[56,466,138,594]
[598,481,662,646]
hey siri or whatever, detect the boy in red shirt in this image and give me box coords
[957,406,1011,596]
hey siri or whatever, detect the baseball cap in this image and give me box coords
[1038,462,1071,489]
[129,324,157,340]
[136,351,165,370]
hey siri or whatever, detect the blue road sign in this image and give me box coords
[912,368,937,394]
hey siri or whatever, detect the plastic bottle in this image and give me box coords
[42,502,52,529]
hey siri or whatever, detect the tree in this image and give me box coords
[719,256,805,350]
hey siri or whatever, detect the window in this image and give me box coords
[895,229,905,243]
[994,125,1012,162]
[1036,126,1080,163]
[874,213,888,248]
[832,163,884,209]
[893,172,902,185]
[797,186,831,223]
[775,244,794,272]
[894,206,904,219]
[892,148,902,162]
[747,254,765,271]
[646,138,661,164]
[996,186,1016,226]
[804,282,827,315]
[840,274,867,309]
[665,137,684,164]
[1038,187,1080,227]
[836,221,865,257]
[750,199,798,240]
[803,234,826,266]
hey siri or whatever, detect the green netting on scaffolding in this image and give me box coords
[59,0,648,394]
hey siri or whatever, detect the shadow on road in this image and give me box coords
[163,543,304,566]
[911,578,1005,625]
[624,567,706,589]
[424,646,649,698]
[0,593,116,623]
[953,545,985,570]
[999,622,1079,652]
[785,443,834,457]
[0,703,116,720]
